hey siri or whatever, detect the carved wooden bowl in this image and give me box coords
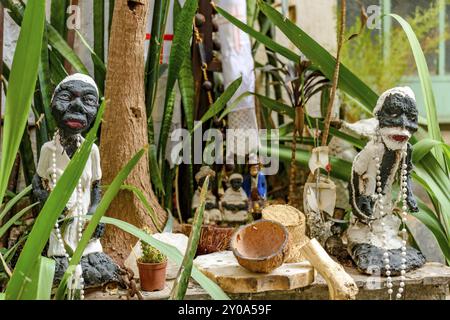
[231,220,290,273]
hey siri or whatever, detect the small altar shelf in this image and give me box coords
[85,251,450,300]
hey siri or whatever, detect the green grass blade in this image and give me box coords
[170,176,208,300]
[119,184,163,233]
[0,185,32,222]
[54,148,145,300]
[216,5,300,62]
[192,77,242,133]
[18,256,55,300]
[97,216,230,300]
[257,0,377,114]
[254,93,295,119]
[0,0,45,207]
[4,102,105,300]
[0,202,38,238]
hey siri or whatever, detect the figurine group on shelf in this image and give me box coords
[191,164,267,225]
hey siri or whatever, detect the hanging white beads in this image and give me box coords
[51,131,85,300]
[373,147,409,300]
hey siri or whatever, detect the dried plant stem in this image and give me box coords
[321,0,346,146]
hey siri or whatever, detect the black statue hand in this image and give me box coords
[32,174,49,207]
[406,195,419,212]
[355,195,375,222]
[92,222,105,239]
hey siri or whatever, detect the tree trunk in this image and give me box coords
[100,0,166,266]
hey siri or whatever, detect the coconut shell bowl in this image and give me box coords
[231,220,290,273]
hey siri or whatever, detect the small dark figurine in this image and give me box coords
[221,173,249,223]
[32,74,122,295]
[243,164,267,219]
[192,166,222,224]
[346,87,425,296]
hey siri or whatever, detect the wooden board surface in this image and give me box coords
[194,251,315,293]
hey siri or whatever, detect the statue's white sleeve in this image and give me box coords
[36,143,51,179]
[352,144,372,176]
[91,144,102,181]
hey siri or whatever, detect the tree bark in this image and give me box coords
[100,0,166,266]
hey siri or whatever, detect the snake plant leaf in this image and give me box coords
[55,148,146,300]
[170,176,209,300]
[93,0,105,88]
[145,0,171,115]
[19,256,55,300]
[97,216,230,300]
[0,0,45,208]
[256,0,377,114]
[158,0,198,159]
[4,102,105,300]
[193,77,242,133]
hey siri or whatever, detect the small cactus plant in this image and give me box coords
[139,227,167,264]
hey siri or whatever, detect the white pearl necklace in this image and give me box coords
[51,131,85,300]
[373,146,408,300]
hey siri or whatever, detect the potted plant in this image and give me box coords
[137,230,168,291]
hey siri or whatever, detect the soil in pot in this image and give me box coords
[137,259,168,291]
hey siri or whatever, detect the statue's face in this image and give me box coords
[230,178,242,191]
[376,93,418,150]
[51,80,99,135]
[249,165,259,177]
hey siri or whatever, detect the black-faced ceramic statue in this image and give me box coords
[192,166,222,224]
[32,74,122,297]
[221,173,249,224]
[243,164,267,220]
[346,87,425,298]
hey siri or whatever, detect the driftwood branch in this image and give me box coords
[300,238,358,300]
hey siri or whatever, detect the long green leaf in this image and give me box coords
[98,216,230,300]
[410,200,450,264]
[0,0,89,74]
[193,77,242,132]
[0,185,32,222]
[158,0,198,158]
[5,102,105,300]
[19,256,55,300]
[170,176,208,300]
[145,0,171,115]
[55,148,146,299]
[216,4,300,62]
[0,202,38,238]
[256,0,377,114]
[389,14,443,146]
[412,138,446,163]
[119,184,163,233]
[0,0,45,207]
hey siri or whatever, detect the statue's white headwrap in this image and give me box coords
[51,73,99,103]
[373,86,415,117]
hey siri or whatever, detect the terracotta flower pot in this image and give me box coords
[137,259,167,292]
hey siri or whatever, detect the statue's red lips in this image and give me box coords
[65,119,85,129]
[391,134,408,142]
